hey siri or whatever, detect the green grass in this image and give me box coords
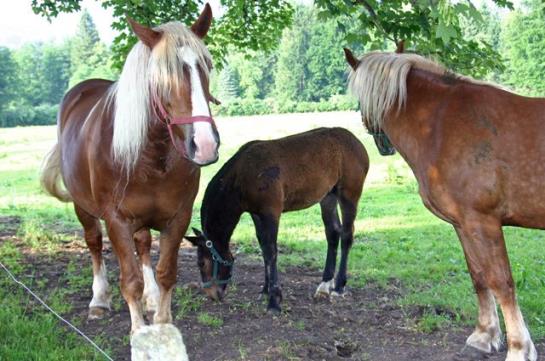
[1,113,544,358]
[196,312,223,328]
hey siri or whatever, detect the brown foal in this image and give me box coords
[41,4,219,333]
[188,127,369,312]
[344,48,540,361]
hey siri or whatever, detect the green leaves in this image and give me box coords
[32,0,293,70]
[314,0,513,77]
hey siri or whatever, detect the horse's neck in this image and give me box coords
[135,120,184,174]
[383,69,449,169]
[203,181,243,248]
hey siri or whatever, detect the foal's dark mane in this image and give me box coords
[201,140,261,243]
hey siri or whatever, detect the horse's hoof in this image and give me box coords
[314,280,335,299]
[456,345,491,361]
[313,290,330,300]
[88,306,107,320]
[267,306,281,315]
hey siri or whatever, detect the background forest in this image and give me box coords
[1,1,544,127]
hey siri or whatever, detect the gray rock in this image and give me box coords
[131,324,189,361]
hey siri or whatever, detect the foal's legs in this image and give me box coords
[252,212,281,312]
[315,193,341,297]
[74,204,111,320]
[154,208,192,324]
[333,193,358,295]
[251,214,269,297]
[456,218,537,361]
[104,213,145,332]
[134,228,160,315]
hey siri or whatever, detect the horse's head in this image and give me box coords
[343,47,396,156]
[126,4,219,166]
[186,228,234,301]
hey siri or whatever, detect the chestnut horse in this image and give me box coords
[40,5,219,333]
[344,48,540,361]
[187,127,369,312]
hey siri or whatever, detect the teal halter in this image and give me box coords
[201,240,233,289]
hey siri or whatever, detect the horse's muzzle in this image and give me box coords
[203,284,225,301]
[372,133,396,156]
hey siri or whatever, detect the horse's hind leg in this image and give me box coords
[315,193,341,298]
[134,228,159,316]
[154,208,192,324]
[74,204,111,320]
[333,188,360,295]
[455,218,537,361]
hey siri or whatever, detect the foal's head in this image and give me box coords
[113,4,220,170]
[186,228,234,301]
[344,47,396,156]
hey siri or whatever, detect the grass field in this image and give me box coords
[1,111,544,359]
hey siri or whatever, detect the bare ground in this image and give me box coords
[1,217,543,361]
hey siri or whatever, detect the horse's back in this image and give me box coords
[229,127,367,212]
[59,79,114,131]
[57,79,115,216]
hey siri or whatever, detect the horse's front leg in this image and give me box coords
[253,212,281,312]
[104,212,145,333]
[154,209,191,324]
[456,217,537,361]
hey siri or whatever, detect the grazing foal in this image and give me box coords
[188,127,369,312]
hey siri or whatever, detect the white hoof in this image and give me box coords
[314,279,335,298]
[466,327,502,353]
[89,292,112,312]
[506,342,537,361]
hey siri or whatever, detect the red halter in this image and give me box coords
[153,96,215,155]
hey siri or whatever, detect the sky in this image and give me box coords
[0,0,521,49]
[0,0,223,49]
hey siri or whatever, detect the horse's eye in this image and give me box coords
[197,261,204,268]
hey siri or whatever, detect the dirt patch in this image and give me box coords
[1,219,543,361]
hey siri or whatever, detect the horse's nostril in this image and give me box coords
[189,137,197,153]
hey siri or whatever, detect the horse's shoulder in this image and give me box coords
[60,79,114,116]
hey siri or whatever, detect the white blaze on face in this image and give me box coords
[180,46,218,164]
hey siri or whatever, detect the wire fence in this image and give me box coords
[0,260,114,361]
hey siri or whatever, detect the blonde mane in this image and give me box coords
[347,52,501,130]
[111,22,212,171]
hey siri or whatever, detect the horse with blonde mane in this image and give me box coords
[344,48,541,361]
[41,4,219,333]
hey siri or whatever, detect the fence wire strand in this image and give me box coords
[0,261,114,361]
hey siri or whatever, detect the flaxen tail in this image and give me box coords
[40,141,72,202]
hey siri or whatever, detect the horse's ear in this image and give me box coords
[395,40,405,54]
[185,236,201,246]
[192,227,204,238]
[209,94,221,105]
[127,17,162,49]
[343,48,359,70]
[191,3,213,38]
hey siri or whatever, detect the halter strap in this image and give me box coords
[201,240,233,289]
[152,96,215,155]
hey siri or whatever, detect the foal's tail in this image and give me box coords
[40,141,72,203]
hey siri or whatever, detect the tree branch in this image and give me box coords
[353,0,397,44]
